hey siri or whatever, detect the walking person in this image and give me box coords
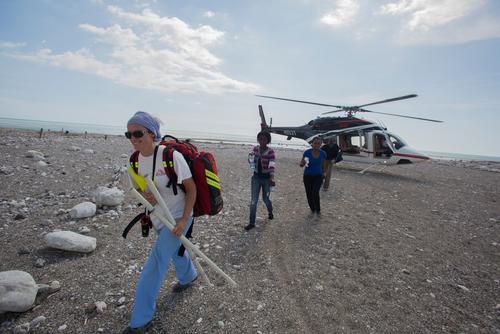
[123,111,198,333]
[245,131,275,231]
[321,137,340,191]
[300,136,327,216]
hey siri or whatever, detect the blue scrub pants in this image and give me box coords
[129,218,197,328]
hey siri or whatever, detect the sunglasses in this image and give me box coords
[125,130,148,139]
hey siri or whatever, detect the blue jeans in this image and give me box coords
[129,218,197,328]
[249,174,273,226]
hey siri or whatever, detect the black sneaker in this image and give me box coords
[244,224,255,231]
[172,276,198,293]
[268,212,274,220]
[122,321,152,334]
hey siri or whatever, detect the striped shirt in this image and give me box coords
[252,146,276,177]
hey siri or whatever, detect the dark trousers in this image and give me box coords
[303,174,323,213]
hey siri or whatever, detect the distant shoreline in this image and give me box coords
[1,122,499,163]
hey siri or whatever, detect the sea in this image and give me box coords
[1,117,499,162]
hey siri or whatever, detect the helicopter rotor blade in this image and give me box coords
[359,108,443,123]
[256,95,343,108]
[321,109,345,115]
[357,94,418,108]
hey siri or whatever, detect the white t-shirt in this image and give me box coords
[137,146,193,229]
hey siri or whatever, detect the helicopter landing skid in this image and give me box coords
[358,162,389,174]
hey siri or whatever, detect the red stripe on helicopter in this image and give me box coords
[393,153,430,160]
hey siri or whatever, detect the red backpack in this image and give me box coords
[129,135,223,217]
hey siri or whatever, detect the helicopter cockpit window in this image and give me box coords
[373,134,393,157]
[388,134,406,150]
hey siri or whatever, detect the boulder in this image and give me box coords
[0,271,38,313]
[94,187,124,207]
[44,231,96,253]
[69,202,96,219]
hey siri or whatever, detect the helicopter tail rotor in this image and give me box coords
[259,105,269,129]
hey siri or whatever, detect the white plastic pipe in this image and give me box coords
[127,173,236,287]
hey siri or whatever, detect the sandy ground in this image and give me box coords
[0,128,499,334]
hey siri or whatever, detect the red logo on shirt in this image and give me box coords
[155,169,166,177]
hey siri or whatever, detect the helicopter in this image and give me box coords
[256,94,443,173]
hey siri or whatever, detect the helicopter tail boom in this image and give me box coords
[259,105,268,129]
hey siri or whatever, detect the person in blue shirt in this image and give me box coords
[300,136,327,215]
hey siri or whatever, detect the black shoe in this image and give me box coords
[244,224,255,231]
[172,276,198,293]
[268,212,274,220]
[122,321,152,334]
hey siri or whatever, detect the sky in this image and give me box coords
[1,0,500,156]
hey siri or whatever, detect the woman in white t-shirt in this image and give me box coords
[122,111,198,334]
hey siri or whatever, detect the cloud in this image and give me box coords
[320,0,360,27]
[5,6,259,94]
[0,41,26,49]
[377,0,500,44]
[379,0,484,31]
[203,11,216,18]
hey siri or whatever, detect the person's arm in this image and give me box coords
[172,177,196,237]
[300,151,307,167]
[169,151,196,237]
[268,149,276,183]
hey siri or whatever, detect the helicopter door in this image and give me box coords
[373,134,393,158]
[339,133,368,158]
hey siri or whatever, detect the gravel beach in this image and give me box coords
[0,128,499,333]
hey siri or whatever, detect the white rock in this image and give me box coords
[218,321,224,328]
[26,150,44,160]
[457,284,470,292]
[44,231,96,253]
[94,187,124,207]
[196,318,203,324]
[69,202,96,219]
[83,149,94,154]
[58,324,67,331]
[117,296,126,305]
[95,301,107,313]
[68,146,81,151]
[0,271,38,313]
[78,226,91,234]
[35,161,48,167]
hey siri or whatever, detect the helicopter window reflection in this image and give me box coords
[387,134,406,150]
[340,134,365,154]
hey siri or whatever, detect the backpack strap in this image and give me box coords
[129,150,140,174]
[162,147,178,195]
[162,146,186,195]
[122,212,146,239]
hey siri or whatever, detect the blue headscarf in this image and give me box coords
[127,111,161,141]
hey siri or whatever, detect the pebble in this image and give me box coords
[95,301,107,313]
[30,315,46,329]
[218,320,224,328]
[34,258,46,268]
[196,317,203,324]
[58,324,67,331]
[457,284,470,292]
